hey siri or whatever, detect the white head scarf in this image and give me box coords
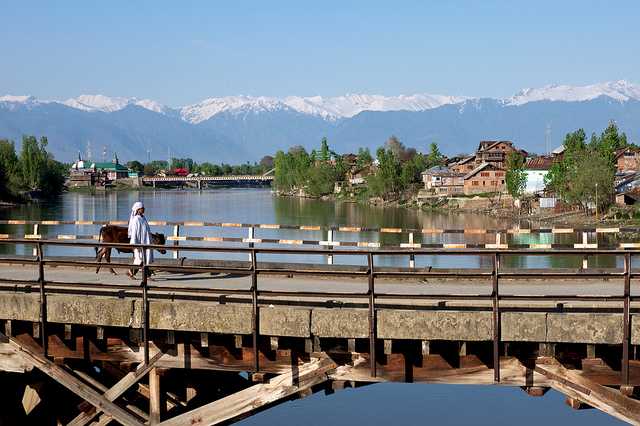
[128,201,144,237]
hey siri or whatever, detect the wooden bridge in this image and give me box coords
[2,225,640,424]
[142,174,273,189]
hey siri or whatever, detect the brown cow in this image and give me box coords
[95,225,166,274]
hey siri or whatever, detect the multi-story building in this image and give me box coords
[474,140,521,169]
[463,163,506,195]
[421,166,464,195]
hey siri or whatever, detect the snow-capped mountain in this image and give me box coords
[505,80,640,106]
[62,95,171,114]
[179,93,468,123]
[2,80,640,122]
[2,80,640,163]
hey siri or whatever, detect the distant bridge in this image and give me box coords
[142,174,274,188]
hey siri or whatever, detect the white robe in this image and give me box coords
[129,215,154,265]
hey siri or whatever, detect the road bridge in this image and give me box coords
[141,174,274,189]
[2,236,640,424]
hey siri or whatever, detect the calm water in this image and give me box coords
[0,189,623,425]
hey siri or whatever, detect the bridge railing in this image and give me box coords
[0,238,637,383]
[0,220,638,253]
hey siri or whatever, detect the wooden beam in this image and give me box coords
[149,367,161,425]
[67,350,164,426]
[535,359,640,424]
[2,332,144,426]
[158,357,337,426]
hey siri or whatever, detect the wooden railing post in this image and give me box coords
[492,252,500,383]
[37,241,47,356]
[623,251,631,387]
[142,246,150,366]
[368,252,376,377]
[251,249,259,373]
[582,232,589,269]
[32,224,39,256]
[409,232,415,268]
[248,227,255,262]
[327,229,334,265]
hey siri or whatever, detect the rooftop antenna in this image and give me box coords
[146,145,151,163]
[102,145,107,162]
[168,147,172,168]
[545,123,552,156]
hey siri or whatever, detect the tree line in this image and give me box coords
[274,136,445,198]
[504,121,630,212]
[0,136,66,201]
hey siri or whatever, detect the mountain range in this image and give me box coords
[1,80,640,164]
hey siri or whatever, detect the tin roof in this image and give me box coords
[525,156,554,170]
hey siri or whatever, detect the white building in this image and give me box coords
[523,157,553,194]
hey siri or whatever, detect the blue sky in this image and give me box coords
[1,1,639,106]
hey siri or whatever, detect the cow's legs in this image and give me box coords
[105,249,118,275]
[95,247,105,274]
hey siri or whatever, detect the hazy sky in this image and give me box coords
[1,1,639,106]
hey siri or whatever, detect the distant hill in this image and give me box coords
[1,80,639,163]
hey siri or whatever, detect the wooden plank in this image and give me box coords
[535,360,640,424]
[3,333,143,426]
[0,342,34,373]
[158,357,337,426]
[67,350,164,426]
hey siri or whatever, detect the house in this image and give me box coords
[450,156,476,174]
[524,156,553,194]
[615,147,640,172]
[346,165,373,186]
[421,166,464,195]
[68,152,96,187]
[615,173,640,194]
[90,154,129,181]
[474,140,520,169]
[463,163,506,195]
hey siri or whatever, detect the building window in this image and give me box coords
[501,180,505,184]
[472,181,479,186]
[480,172,490,177]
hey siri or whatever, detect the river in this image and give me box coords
[0,188,622,425]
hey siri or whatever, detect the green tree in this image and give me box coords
[127,160,144,173]
[0,140,19,192]
[545,126,616,212]
[319,137,331,162]
[566,151,614,211]
[367,146,402,198]
[425,142,444,167]
[356,147,373,168]
[505,152,527,198]
[19,136,50,191]
[545,129,588,199]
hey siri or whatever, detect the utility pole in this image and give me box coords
[545,123,551,156]
[595,182,599,221]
